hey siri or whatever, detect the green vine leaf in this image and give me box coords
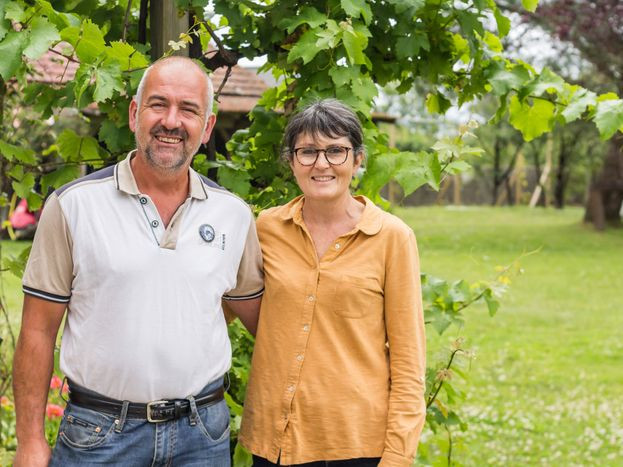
[23,16,60,60]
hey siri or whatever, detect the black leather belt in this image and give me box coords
[68,384,225,423]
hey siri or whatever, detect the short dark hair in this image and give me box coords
[282,99,365,161]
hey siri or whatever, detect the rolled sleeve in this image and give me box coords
[381,230,427,466]
[223,216,264,300]
[22,193,74,303]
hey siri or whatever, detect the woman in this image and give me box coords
[239,99,426,466]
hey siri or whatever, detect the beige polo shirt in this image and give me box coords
[239,195,426,466]
[23,152,263,402]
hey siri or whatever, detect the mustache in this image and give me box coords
[150,126,187,139]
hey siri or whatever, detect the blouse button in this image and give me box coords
[296,354,303,361]
[139,197,148,204]
[302,324,309,332]
[307,295,315,302]
[151,220,159,228]
[335,243,340,249]
[287,385,295,392]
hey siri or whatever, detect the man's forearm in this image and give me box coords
[225,296,262,336]
[13,326,57,443]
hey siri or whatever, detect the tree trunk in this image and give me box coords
[492,139,501,205]
[583,139,623,230]
[554,134,568,209]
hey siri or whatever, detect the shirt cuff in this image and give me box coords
[379,450,414,467]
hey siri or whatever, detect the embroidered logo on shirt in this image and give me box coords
[199,223,226,250]
[199,224,215,243]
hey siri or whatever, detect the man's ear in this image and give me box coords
[129,99,138,132]
[201,113,217,144]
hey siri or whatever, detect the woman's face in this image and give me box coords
[290,132,362,203]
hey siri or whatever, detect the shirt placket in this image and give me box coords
[137,194,164,245]
[276,226,352,464]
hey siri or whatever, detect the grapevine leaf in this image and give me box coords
[493,8,511,37]
[75,19,106,64]
[107,41,150,71]
[217,166,251,197]
[0,0,10,41]
[0,140,37,164]
[24,16,61,60]
[342,26,368,66]
[0,31,27,80]
[594,99,623,140]
[329,66,358,87]
[12,173,36,200]
[94,60,123,103]
[4,1,25,22]
[41,165,81,193]
[509,95,555,141]
[57,129,101,162]
[521,0,539,13]
[287,29,322,64]
[341,0,372,25]
[278,6,326,33]
[487,62,530,96]
[396,33,429,59]
[561,89,596,123]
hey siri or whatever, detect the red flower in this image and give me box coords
[46,403,64,418]
[50,375,63,390]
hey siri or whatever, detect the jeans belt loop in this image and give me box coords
[114,400,130,433]
[188,395,199,426]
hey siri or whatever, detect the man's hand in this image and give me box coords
[13,437,52,467]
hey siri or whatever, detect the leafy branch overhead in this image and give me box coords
[1,0,621,209]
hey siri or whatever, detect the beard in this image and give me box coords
[135,124,201,173]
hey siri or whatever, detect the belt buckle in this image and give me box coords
[146,400,169,423]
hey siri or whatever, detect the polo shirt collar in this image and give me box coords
[115,150,208,200]
[281,194,382,236]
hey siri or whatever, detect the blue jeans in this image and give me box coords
[50,379,230,466]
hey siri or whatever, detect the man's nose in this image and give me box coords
[161,107,181,129]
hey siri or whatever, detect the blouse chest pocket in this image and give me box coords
[330,275,383,319]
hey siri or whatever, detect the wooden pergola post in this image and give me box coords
[150,0,190,60]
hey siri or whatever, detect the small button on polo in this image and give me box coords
[335,243,341,249]
[287,385,295,392]
[139,197,148,204]
[151,220,159,228]
[307,295,315,302]
[302,324,310,332]
[296,354,303,361]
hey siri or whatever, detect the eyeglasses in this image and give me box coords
[293,146,352,166]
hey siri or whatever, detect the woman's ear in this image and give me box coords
[353,151,364,171]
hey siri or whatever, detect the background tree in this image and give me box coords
[498,0,623,226]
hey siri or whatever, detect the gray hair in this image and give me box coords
[135,56,214,116]
[282,98,365,161]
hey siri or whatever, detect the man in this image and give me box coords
[13,56,263,466]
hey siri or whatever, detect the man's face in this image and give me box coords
[129,61,216,173]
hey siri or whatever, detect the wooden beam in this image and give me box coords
[150,0,190,60]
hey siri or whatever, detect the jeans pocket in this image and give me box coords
[58,403,115,449]
[196,399,230,442]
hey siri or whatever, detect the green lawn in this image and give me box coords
[397,206,623,466]
[1,207,622,466]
